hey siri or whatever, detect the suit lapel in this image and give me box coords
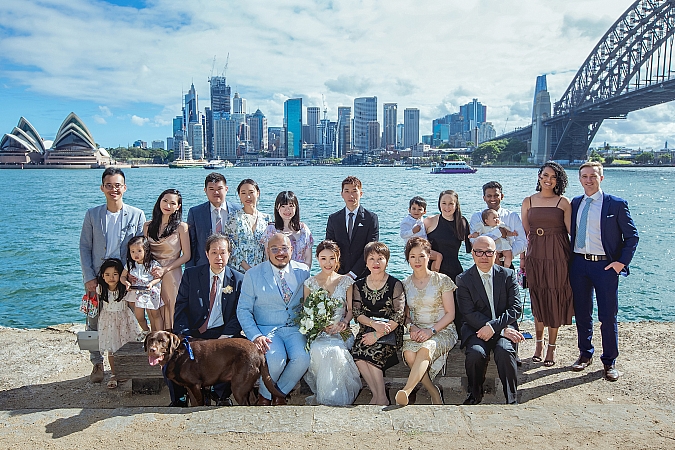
[199,264,212,310]
[263,261,284,302]
[492,266,505,313]
[469,266,490,310]
[349,206,365,242]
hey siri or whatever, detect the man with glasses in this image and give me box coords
[237,233,310,405]
[79,167,146,383]
[456,236,524,405]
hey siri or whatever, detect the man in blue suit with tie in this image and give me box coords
[186,172,240,268]
[570,161,639,381]
[237,233,311,405]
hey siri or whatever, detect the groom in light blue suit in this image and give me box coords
[186,172,240,268]
[237,233,310,405]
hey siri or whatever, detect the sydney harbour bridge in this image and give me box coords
[496,0,675,162]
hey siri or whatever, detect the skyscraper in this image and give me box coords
[307,107,321,144]
[213,111,238,160]
[249,109,268,152]
[367,121,380,151]
[284,98,303,158]
[184,83,199,125]
[151,140,165,150]
[459,99,487,132]
[403,108,420,149]
[233,92,246,115]
[210,76,231,114]
[337,106,351,157]
[353,97,377,151]
[383,103,397,149]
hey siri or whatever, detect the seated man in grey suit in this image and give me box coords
[186,172,240,268]
[456,236,524,405]
[236,233,310,405]
[80,167,146,383]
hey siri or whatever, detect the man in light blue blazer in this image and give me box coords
[186,172,240,268]
[237,233,310,405]
[79,167,146,382]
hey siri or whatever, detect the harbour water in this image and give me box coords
[0,166,671,328]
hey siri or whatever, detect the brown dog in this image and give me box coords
[144,330,285,406]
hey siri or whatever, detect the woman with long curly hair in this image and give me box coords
[521,162,574,366]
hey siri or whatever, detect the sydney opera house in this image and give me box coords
[0,113,111,168]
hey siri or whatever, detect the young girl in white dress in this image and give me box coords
[121,236,164,332]
[97,258,143,389]
[303,240,361,406]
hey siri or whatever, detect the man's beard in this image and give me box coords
[270,259,289,269]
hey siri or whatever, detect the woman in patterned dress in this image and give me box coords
[351,242,406,406]
[262,191,314,267]
[225,178,271,272]
[396,237,458,406]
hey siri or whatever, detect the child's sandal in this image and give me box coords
[107,375,118,389]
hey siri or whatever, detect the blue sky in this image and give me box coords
[1,0,673,149]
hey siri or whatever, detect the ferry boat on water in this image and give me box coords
[430,160,477,174]
[168,159,207,168]
[203,160,233,169]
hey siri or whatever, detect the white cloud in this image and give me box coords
[0,0,669,147]
[131,115,149,126]
[93,115,107,124]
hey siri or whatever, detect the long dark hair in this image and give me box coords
[97,258,126,303]
[273,191,301,232]
[147,189,182,241]
[536,161,568,196]
[126,236,153,272]
[437,190,467,239]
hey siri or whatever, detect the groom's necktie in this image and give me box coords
[576,197,593,250]
[199,275,219,334]
[215,208,223,234]
[279,270,293,304]
[347,212,355,240]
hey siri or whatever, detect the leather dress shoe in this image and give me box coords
[90,363,104,383]
[462,394,482,405]
[271,395,287,406]
[256,394,272,406]
[604,364,620,382]
[168,398,188,407]
[572,355,593,372]
[216,397,234,406]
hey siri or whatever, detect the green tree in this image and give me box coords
[589,149,603,162]
[473,141,504,164]
[635,152,654,164]
[604,156,615,165]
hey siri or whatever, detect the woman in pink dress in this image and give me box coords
[144,189,191,331]
[262,191,313,267]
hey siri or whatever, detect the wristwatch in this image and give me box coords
[431,327,437,335]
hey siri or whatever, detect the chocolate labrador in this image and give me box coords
[144,330,285,406]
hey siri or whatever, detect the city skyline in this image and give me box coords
[2,0,672,149]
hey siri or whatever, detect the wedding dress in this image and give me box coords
[303,276,362,406]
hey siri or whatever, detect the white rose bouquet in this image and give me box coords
[296,288,343,350]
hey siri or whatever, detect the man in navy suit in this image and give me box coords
[186,172,240,268]
[456,236,524,405]
[325,176,379,279]
[168,233,244,406]
[570,161,639,381]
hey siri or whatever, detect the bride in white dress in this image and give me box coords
[303,240,362,406]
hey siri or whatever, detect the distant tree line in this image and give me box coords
[472,138,528,165]
[108,147,175,163]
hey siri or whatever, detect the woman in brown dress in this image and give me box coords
[144,189,191,331]
[521,162,574,366]
[351,242,405,405]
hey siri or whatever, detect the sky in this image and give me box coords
[1,0,674,150]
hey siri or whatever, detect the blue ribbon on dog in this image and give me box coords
[182,337,195,360]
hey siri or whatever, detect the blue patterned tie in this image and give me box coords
[576,197,593,249]
[279,270,293,304]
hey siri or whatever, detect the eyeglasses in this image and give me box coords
[269,246,290,255]
[103,183,125,190]
[472,249,496,257]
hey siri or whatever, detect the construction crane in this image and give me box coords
[322,94,328,120]
[209,56,216,81]
[221,53,229,78]
[502,117,509,135]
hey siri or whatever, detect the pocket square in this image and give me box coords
[358,222,364,227]
[607,214,615,218]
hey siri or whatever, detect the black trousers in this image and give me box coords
[464,333,518,404]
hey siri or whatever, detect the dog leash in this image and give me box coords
[182,337,195,360]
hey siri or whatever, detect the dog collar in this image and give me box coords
[182,337,195,360]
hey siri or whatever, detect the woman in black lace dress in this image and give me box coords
[351,242,405,406]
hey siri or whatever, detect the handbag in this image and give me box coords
[79,293,99,318]
[363,326,396,346]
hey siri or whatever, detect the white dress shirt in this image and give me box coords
[478,266,506,336]
[344,206,359,231]
[470,207,527,257]
[400,214,427,241]
[574,189,605,255]
[206,268,225,329]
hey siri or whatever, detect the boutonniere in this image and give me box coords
[222,285,233,294]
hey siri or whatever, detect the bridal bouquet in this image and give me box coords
[296,288,343,350]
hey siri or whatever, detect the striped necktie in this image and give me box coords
[576,198,593,249]
[279,270,293,304]
[215,208,223,234]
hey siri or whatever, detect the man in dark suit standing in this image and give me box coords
[167,233,244,406]
[186,172,240,268]
[456,236,524,405]
[325,176,379,279]
[570,161,639,381]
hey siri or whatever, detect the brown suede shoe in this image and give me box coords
[256,394,272,406]
[604,364,620,382]
[90,363,104,383]
[271,395,287,406]
[571,356,593,372]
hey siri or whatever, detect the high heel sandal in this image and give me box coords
[544,344,557,367]
[532,339,544,363]
[395,390,409,406]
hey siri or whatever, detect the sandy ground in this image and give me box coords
[1,321,674,448]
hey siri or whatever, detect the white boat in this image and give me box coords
[430,160,477,174]
[168,159,206,168]
[204,160,233,169]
